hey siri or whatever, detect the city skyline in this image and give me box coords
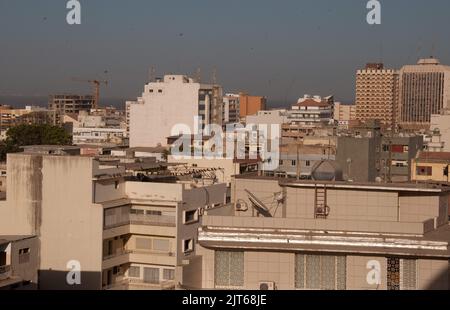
[1,0,450,106]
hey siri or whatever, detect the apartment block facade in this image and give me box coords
[399,58,450,129]
[0,153,227,290]
[191,176,450,290]
[129,75,223,148]
[356,63,399,128]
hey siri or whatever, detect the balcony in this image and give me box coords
[129,214,175,227]
[104,278,176,290]
[102,249,176,269]
[0,265,12,281]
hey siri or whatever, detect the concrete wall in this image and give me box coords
[399,194,445,226]
[417,259,449,290]
[177,184,226,265]
[336,137,378,182]
[195,247,449,290]
[39,156,103,289]
[125,182,183,202]
[346,256,387,290]
[0,154,43,236]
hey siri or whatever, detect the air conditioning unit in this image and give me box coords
[259,281,276,290]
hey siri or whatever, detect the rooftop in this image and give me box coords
[417,152,450,162]
[235,173,450,193]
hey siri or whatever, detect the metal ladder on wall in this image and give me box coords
[314,184,330,219]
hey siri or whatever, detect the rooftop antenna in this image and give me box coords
[431,42,436,58]
[379,41,384,64]
[148,66,156,83]
[212,67,217,85]
[195,67,201,83]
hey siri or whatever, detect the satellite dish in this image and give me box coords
[235,199,248,212]
[245,189,272,217]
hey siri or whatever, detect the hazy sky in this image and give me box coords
[1,0,450,106]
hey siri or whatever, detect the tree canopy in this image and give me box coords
[0,124,72,161]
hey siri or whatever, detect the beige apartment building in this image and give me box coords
[333,102,356,128]
[356,63,399,128]
[412,152,450,183]
[0,152,227,290]
[190,175,450,290]
[399,58,450,130]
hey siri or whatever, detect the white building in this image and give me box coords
[72,127,127,145]
[287,95,334,126]
[129,75,223,148]
[429,111,450,152]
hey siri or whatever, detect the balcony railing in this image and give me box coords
[103,249,174,261]
[129,214,176,227]
[104,214,176,230]
[103,278,176,290]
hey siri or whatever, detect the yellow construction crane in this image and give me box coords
[72,78,108,109]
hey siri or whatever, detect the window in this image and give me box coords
[291,160,297,167]
[114,181,119,189]
[306,160,311,167]
[149,89,154,93]
[143,267,160,284]
[416,166,432,176]
[153,239,170,252]
[128,266,140,278]
[295,254,346,290]
[183,210,199,224]
[183,239,194,253]
[214,251,244,288]
[163,269,175,281]
[146,210,162,216]
[136,238,152,250]
[158,89,163,93]
[279,160,284,166]
[400,259,417,290]
[18,248,30,264]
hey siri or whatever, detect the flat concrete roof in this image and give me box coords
[0,235,35,246]
[235,173,450,193]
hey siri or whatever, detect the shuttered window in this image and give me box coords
[295,254,346,290]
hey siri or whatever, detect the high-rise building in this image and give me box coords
[399,58,450,129]
[129,75,223,147]
[239,93,266,119]
[356,63,399,128]
[222,93,240,124]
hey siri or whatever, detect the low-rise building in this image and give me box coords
[0,152,227,290]
[412,152,450,183]
[191,175,450,290]
[0,236,39,290]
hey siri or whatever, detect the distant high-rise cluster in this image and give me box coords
[356,58,450,130]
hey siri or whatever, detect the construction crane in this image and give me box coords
[72,78,108,109]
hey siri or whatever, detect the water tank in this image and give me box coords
[311,160,343,181]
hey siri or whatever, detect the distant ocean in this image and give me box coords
[0,96,129,109]
[0,96,351,110]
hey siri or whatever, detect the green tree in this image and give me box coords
[0,124,72,161]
